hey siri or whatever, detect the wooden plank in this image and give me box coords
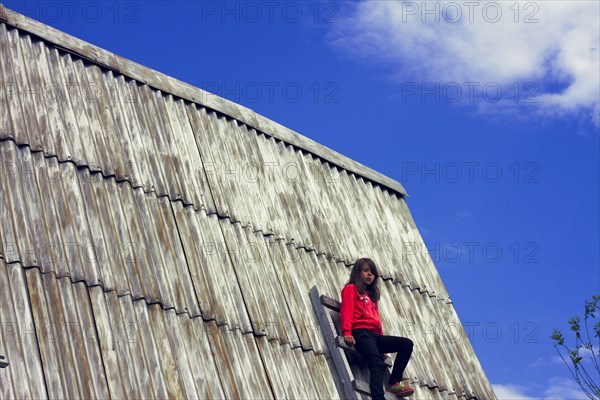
[321,294,341,312]
[0,261,47,398]
[310,286,359,400]
[206,323,275,400]
[0,5,407,197]
[0,4,7,21]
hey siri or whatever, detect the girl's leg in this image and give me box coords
[352,329,388,400]
[377,335,414,385]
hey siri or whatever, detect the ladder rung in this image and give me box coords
[320,294,341,312]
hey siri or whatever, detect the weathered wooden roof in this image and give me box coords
[0,4,496,399]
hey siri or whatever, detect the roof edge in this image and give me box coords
[0,4,408,197]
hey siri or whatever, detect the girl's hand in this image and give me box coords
[343,335,356,345]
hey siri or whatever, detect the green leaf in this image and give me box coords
[553,296,600,394]
[585,300,596,318]
[568,316,581,333]
[551,329,565,345]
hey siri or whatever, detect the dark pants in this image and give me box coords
[352,329,414,400]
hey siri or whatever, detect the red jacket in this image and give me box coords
[340,284,383,336]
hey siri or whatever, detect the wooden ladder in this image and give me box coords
[310,286,398,400]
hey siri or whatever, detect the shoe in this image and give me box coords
[386,382,415,397]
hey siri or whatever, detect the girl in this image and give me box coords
[340,258,414,399]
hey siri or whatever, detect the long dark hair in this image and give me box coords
[347,257,380,302]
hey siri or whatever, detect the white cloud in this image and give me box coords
[493,384,536,400]
[529,355,568,368]
[529,357,548,369]
[329,1,600,125]
[493,377,592,400]
[542,377,590,400]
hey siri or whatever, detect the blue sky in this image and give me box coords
[8,1,599,398]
